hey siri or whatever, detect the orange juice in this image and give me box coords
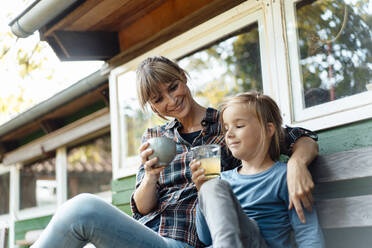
[200,157,221,179]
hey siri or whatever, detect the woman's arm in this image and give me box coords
[287,136,319,223]
[133,142,166,215]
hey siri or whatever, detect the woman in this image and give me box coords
[31,56,318,248]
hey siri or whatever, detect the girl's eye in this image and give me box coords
[236,125,244,128]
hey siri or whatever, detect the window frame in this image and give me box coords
[283,0,372,130]
[110,0,276,178]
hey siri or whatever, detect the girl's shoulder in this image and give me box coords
[271,161,288,177]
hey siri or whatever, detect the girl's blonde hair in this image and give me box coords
[220,92,284,161]
[136,56,189,118]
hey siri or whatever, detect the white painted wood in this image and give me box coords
[17,206,56,221]
[109,72,123,180]
[0,165,10,175]
[270,0,293,126]
[56,147,67,206]
[9,165,20,248]
[2,109,110,166]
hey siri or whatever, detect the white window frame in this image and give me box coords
[110,0,278,178]
[284,0,372,131]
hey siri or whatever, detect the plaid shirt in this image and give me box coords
[130,108,317,248]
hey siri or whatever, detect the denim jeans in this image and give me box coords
[196,179,267,248]
[31,193,193,248]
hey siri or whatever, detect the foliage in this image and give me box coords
[297,0,372,102]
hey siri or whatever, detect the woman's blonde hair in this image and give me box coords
[136,56,189,118]
[220,92,284,161]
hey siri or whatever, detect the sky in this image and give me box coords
[0,0,104,125]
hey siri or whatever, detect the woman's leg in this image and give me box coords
[197,179,267,248]
[31,193,190,248]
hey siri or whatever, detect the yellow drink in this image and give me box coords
[200,157,221,179]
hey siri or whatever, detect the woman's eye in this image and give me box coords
[154,97,163,103]
[169,83,178,92]
[236,125,244,128]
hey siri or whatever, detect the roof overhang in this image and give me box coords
[10,0,245,62]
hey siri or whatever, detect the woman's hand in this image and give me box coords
[287,158,315,224]
[190,159,207,191]
[134,141,167,215]
[139,142,166,183]
[287,136,318,223]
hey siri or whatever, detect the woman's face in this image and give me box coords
[149,78,192,120]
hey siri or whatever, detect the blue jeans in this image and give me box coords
[31,193,193,248]
[196,179,267,248]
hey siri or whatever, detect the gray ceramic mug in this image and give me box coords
[147,137,177,167]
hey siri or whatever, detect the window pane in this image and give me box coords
[0,173,10,215]
[295,0,372,108]
[118,72,165,172]
[67,133,112,199]
[178,23,262,108]
[20,157,57,209]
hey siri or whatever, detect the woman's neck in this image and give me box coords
[179,102,207,133]
[239,154,275,175]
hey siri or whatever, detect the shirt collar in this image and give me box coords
[164,107,219,130]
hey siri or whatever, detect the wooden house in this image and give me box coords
[1,0,372,247]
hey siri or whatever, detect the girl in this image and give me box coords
[191,92,324,248]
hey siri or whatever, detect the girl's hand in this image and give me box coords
[287,161,314,224]
[139,142,166,183]
[190,159,207,191]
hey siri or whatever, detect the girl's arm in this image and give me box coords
[289,207,325,248]
[287,136,319,223]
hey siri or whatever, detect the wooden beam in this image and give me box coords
[41,0,105,37]
[2,108,110,166]
[118,0,214,51]
[90,0,168,31]
[317,195,372,229]
[46,31,119,61]
[66,0,131,31]
[310,147,372,183]
[40,119,63,134]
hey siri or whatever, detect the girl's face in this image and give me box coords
[149,78,192,120]
[223,103,268,162]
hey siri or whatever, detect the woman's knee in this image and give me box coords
[55,193,103,222]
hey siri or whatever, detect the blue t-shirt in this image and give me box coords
[219,162,324,248]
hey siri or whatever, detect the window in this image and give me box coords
[0,171,10,215]
[178,23,263,108]
[20,157,57,210]
[67,133,112,199]
[286,0,372,129]
[116,71,165,175]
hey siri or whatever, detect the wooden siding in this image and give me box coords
[317,118,372,155]
[14,215,52,247]
[111,175,136,215]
